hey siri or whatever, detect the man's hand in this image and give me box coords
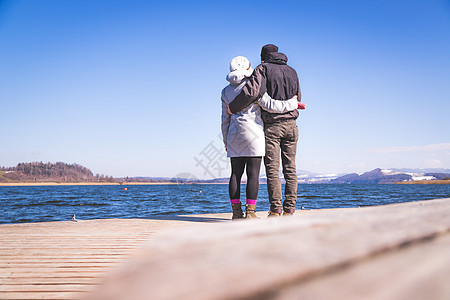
[298,102,306,110]
[227,106,232,115]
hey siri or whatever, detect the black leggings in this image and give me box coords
[229,157,262,200]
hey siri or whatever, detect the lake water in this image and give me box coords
[1,184,450,224]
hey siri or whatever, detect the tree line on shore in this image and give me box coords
[0,162,116,182]
[0,162,176,183]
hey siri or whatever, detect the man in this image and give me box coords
[228,44,305,217]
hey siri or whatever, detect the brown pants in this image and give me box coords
[264,120,298,213]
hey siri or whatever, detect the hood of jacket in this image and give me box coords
[266,52,288,65]
[226,68,253,85]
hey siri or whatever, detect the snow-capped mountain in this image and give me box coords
[327,168,450,184]
[294,168,450,184]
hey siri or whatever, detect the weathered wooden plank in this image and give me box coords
[0,248,137,253]
[0,270,110,276]
[275,232,450,300]
[0,246,135,250]
[0,263,115,269]
[0,291,88,300]
[0,258,121,263]
[0,253,129,257]
[0,215,227,300]
[0,273,103,279]
[0,241,149,246]
[0,284,95,292]
[1,277,103,285]
[0,262,112,266]
[87,198,450,300]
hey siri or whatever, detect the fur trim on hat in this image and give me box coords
[226,69,253,85]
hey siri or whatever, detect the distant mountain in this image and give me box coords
[120,168,450,184]
[423,173,450,180]
[392,168,450,174]
[296,170,342,183]
[331,168,412,184]
[258,168,449,184]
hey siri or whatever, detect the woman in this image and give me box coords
[221,56,299,219]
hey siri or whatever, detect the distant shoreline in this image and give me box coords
[1,180,449,187]
[0,181,231,187]
[395,180,450,185]
[0,182,189,187]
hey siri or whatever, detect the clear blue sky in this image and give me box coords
[1,0,449,178]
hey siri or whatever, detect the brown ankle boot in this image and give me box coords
[267,208,282,218]
[231,203,244,220]
[245,204,259,219]
[283,208,295,217]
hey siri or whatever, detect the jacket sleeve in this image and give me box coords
[221,90,231,148]
[229,65,266,113]
[258,92,298,113]
[297,73,302,101]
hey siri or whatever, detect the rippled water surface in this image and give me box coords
[1,184,449,224]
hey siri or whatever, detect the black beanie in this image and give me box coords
[261,44,279,61]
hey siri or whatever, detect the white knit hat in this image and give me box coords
[230,56,251,72]
[230,56,253,76]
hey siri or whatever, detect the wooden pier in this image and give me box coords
[1,198,450,299]
[0,215,228,299]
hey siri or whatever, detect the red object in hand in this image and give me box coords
[298,102,307,110]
